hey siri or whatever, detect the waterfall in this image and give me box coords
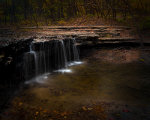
[59,40,67,68]
[23,38,81,81]
[72,38,79,61]
[23,42,38,80]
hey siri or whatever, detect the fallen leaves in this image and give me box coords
[43,109,47,113]
[82,106,87,111]
[18,102,23,106]
[140,58,145,62]
[82,106,93,111]
[88,107,93,110]
[122,109,129,113]
[35,111,39,115]
[3,97,107,120]
[60,112,67,116]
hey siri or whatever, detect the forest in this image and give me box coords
[1,0,150,120]
[0,0,150,28]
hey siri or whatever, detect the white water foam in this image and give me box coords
[68,61,83,66]
[54,69,72,73]
[25,61,83,84]
[24,39,83,84]
[54,61,83,74]
[25,73,50,84]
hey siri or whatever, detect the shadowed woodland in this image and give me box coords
[0,0,150,120]
[0,0,150,29]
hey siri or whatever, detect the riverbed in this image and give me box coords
[1,48,150,120]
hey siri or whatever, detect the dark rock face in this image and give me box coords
[0,37,80,85]
[0,38,33,110]
[0,37,80,110]
[0,36,81,87]
[0,38,33,85]
[0,26,142,111]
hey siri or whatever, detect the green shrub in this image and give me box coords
[139,17,150,30]
[57,20,66,25]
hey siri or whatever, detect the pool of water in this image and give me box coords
[1,49,150,120]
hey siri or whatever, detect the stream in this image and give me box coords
[1,47,150,120]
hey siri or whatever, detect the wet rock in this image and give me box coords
[0,26,140,47]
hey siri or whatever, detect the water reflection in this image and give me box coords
[25,73,50,84]
[68,61,83,66]
[2,53,150,120]
[54,69,72,73]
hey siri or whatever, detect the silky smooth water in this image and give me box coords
[2,58,150,119]
[23,39,80,80]
[2,46,150,120]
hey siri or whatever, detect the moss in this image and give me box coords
[142,17,150,30]
[116,18,124,23]
[139,16,150,30]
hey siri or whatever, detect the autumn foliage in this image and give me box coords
[0,0,150,27]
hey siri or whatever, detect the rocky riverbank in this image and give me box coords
[0,26,149,117]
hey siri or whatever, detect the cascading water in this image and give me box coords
[64,38,82,66]
[72,38,79,61]
[59,40,68,68]
[23,42,38,80]
[23,38,82,82]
